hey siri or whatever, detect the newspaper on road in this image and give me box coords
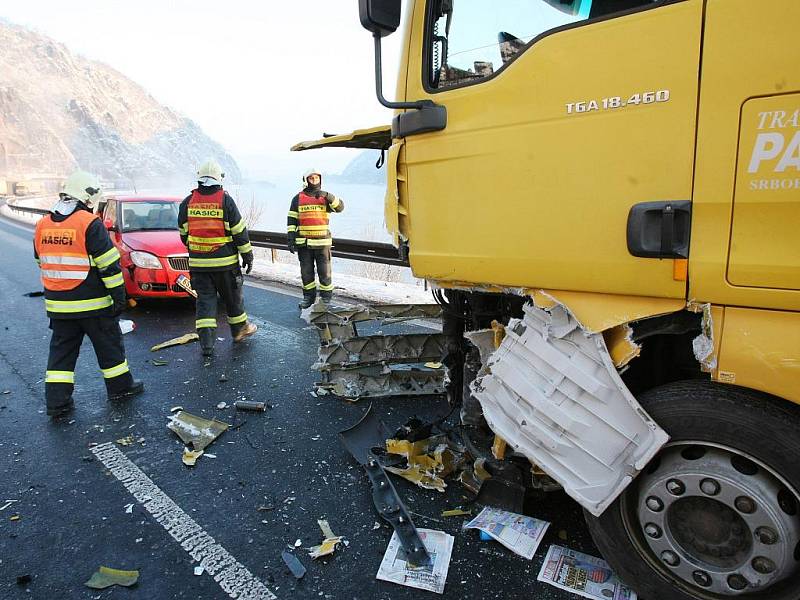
[376,528,454,594]
[537,545,638,600]
[464,507,549,560]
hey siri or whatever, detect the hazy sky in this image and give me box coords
[0,1,403,181]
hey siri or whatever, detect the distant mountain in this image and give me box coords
[0,21,240,186]
[329,150,386,186]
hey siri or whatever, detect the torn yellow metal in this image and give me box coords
[384,436,458,493]
[491,436,507,460]
[290,125,391,152]
[150,333,199,352]
[84,566,139,590]
[167,411,229,451]
[603,324,641,368]
[441,508,472,518]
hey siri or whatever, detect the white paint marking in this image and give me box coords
[91,442,276,600]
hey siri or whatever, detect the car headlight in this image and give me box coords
[129,251,162,270]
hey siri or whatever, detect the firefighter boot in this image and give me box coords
[232,321,258,343]
[109,379,144,401]
[299,291,316,309]
[47,399,74,418]
[199,328,215,357]
[320,290,333,304]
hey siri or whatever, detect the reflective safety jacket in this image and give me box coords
[177,186,252,271]
[33,207,124,319]
[287,189,344,248]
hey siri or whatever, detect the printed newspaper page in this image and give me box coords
[464,507,550,560]
[537,545,638,600]
[376,528,454,594]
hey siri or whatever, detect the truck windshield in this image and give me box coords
[428,0,654,90]
[120,201,179,232]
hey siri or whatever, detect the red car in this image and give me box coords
[97,196,192,299]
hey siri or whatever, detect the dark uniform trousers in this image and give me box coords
[297,247,333,296]
[193,269,247,346]
[46,316,133,409]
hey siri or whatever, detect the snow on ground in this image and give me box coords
[1,196,434,305]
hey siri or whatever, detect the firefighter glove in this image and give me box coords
[287,234,297,254]
[111,290,127,316]
[241,251,254,274]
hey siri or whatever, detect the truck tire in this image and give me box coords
[584,380,800,600]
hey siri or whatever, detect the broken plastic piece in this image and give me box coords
[119,319,135,335]
[182,448,204,467]
[441,508,471,518]
[84,566,139,590]
[281,551,306,579]
[150,333,199,352]
[167,411,229,451]
[193,566,204,576]
[116,435,135,446]
[309,519,344,559]
[468,303,669,516]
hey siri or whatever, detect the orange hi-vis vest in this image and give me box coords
[35,211,97,291]
[297,192,330,240]
[187,189,231,253]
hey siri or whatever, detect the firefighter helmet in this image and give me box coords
[197,160,225,183]
[60,170,101,205]
[302,168,322,187]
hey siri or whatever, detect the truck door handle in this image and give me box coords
[626,200,691,259]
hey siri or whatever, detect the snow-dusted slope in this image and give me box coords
[0,21,240,185]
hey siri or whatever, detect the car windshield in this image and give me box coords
[120,201,179,232]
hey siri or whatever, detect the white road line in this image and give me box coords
[91,442,276,600]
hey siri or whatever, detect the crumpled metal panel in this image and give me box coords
[318,365,446,399]
[468,303,669,517]
[305,304,443,327]
[315,333,447,369]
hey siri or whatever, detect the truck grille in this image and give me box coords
[168,257,189,271]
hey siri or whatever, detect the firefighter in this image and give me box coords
[34,170,143,418]
[178,160,257,357]
[286,169,344,308]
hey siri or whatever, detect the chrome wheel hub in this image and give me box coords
[634,443,800,596]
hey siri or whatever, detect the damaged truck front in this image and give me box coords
[293,1,800,598]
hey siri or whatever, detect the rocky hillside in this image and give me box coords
[0,21,240,186]
[330,150,385,185]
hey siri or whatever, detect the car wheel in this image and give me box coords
[584,380,800,600]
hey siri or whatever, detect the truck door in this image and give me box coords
[400,0,703,299]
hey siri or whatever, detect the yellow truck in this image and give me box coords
[294,1,800,598]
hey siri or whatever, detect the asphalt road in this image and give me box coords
[0,211,602,600]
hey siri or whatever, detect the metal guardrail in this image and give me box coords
[6,202,408,267]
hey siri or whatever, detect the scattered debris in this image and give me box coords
[204,453,217,459]
[84,566,140,590]
[234,400,266,412]
[2,390,11,394]
[22,290,45,297]
[537,545,638,600]
[216,402,228,409]
[372,521,381,530]
[376,529,454,595]
[384,434,460,493]
[150,333,199,352]
[16,574,31,586]
[339,406,432,567]
[424,362,443,369]
[465,507,549,560]
[182,448,204,467]
[219,374,228,383]
[150,359,168,367]
[193,566,204,576]
[167,411,229,452]
[170,406,183,413]
[115,435,135,446]
[124,503,134,514]
[294,539,302,548]
[309,520,345,559]
[257,505,275,512]
[10,514,21,521]
[281,551,306,579]
[119,319,135,335]
[441,508,471,518]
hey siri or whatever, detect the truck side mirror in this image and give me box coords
[359,0,401,37]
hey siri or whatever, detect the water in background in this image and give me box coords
[227,180,391,242]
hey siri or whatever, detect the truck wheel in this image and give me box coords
[584,380,800,600]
